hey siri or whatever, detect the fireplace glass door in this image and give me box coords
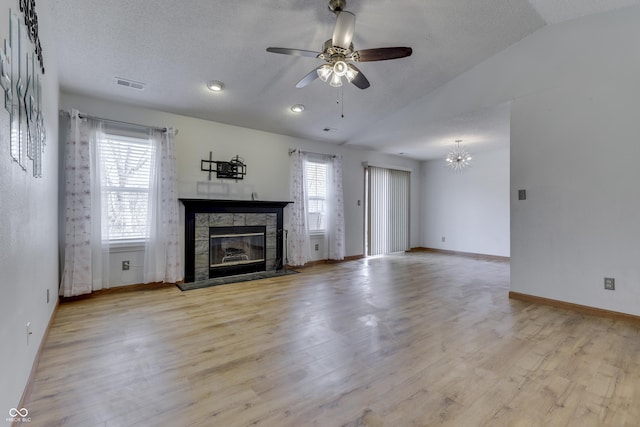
[209,226,266,277]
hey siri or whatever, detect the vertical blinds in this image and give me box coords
[368,166,410,256]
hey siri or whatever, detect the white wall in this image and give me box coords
[374,5,640,315]
[510,32,640,315]
[509,8,640,315]
[59,93,422,284]
[413,5,640,315]
[0,0,59,413]
[422,147,510,257]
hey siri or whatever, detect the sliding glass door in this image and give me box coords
[365,166,410,256]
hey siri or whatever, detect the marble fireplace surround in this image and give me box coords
[180,199,291,283]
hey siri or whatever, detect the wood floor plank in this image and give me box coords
[22,252,640,426]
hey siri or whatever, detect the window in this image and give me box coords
[305,160,327,233]
[99,133,153,242]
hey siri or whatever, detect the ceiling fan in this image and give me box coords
[266,0,412,90]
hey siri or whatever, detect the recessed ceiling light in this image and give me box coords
[291,104,305,113]
[207,81,225,92]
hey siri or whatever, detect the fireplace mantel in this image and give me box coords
[180,199,292,210]
[180,199,292,283]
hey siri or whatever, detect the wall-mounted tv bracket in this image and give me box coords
[201,151,247,181]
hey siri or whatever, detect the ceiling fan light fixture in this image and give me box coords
[333,60,348,77]
[265,0,412,91]
[317,64,333,82]
[329,73,343,87]
[345,65,358,83]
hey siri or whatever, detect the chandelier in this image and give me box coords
[445,140,472,172]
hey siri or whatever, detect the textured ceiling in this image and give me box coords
[527,0,640,24]
[51,0,639,160]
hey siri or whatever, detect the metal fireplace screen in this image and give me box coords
[210,226,265,268]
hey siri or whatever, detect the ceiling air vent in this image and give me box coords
[115,77,146,91]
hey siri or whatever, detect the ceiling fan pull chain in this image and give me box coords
[336,86,345,118]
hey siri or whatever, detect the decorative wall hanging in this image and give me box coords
[19,0,45,74]
[1,5,46,178]
[201,152,247,181]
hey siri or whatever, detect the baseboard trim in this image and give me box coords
[509,291,640,323]
[18,296,60,414]
[290,254,365,269]
[60,281,176,302]
[409,247,510,262]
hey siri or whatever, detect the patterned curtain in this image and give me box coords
[288,151,311,266]
[60,110,109,297]
[144,128,182,283]
[328,156,345,260]
[61,112,181,296]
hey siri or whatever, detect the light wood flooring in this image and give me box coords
[24,252,640,426]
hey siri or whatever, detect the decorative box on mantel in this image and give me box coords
[180,199,292,283]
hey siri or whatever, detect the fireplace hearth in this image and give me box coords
[180,199,291,283]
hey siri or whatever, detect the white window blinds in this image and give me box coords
[305,160,328,232]
[99,134,153,241]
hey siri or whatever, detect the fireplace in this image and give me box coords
[209,226,266,277]
[180,199,291,283]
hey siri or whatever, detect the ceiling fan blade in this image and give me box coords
[347,64,370,89]
[295,67,321,88]
[332,11,355,49]
[266,47,321,58]
[352,47,413,62]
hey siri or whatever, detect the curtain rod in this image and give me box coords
[288,148,336,158]
[78,113,179,135]
[60,110,178,135]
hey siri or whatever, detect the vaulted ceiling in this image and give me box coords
[51,0,640,160]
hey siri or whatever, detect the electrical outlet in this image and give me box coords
[604,277,615,290]
[441,236,446,242]
[122,260,130,271]
[314,243,319,251]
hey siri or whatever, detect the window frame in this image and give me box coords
[98,132,154,245]
[305,158,328,235]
